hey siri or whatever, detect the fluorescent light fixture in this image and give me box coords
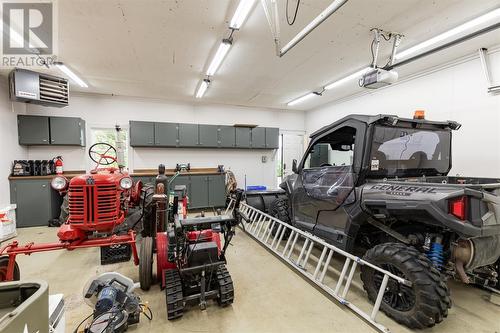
[206,39,232,76]
[396,7,500,60]
[230,0,256,29]
[196,79,210,98]
[287,92,318,106]
[325,67,371,90]
[55,62,88,88]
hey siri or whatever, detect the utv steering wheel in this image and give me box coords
[89,143,117,166]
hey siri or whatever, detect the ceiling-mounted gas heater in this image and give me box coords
[9,68,69,107]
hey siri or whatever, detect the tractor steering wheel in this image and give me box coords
[89,143,118,166]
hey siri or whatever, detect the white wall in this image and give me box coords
[0,78,27,205]
[306,50,500,178]
[26,95,305,188]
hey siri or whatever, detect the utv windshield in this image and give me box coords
[369,125,451,177]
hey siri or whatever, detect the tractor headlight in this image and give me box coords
[51,176,68,190]
[120,177,133,190]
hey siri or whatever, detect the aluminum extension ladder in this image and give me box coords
[237,201,411,333]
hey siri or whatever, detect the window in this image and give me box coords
[303,126,356,169]
[369,126,451,177]
[90,127,128,168]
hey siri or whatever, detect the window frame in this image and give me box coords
[300,120,365,173]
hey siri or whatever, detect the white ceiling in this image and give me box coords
[3,0,500,110]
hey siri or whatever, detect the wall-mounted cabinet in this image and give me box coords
[218,125,236,148]
[155,122,178,146]
[129,120,279,149]
[131,173,226,209]
[18,115,85,146]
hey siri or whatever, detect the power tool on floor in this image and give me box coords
[79,273,151,333]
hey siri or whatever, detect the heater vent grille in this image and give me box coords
[39,74,69,105]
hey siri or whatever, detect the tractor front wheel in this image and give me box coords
[0,256,20,282]
[139,237,154,290]
[360,243,451,329]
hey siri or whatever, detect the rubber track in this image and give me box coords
[217,265,234,307]
[165,269,184,320]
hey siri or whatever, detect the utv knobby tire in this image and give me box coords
[269,198,292,240]
[139,237,154,291]
[360,242,451,329]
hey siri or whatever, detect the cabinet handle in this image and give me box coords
[42,184,47,188]
[42,139,47,142]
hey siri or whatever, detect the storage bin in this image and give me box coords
[0,204,17,242]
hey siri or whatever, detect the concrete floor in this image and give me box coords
[7,225,500,333]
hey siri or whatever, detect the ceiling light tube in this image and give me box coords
[54,62,88,88]
[324,67,371,90]
[206,39,232,76]
[395,7,500,60]
[230,0,256,29]
[196,79,210,98]
[287,92,318,106]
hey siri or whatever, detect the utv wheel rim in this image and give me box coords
[374,263,416,312]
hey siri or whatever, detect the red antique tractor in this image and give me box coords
[0,140,144,282]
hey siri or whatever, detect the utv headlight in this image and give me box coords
[120,177,133,190]
[51,176,68,190]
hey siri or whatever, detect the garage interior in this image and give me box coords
[0,1,500,333]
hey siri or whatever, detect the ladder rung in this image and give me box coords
[300,241,314,269]
[341,261,358,299]
[296,238,309,265]
[319,249,334,283]
[313,247,328,280]
[371,274,389,320]
[287,232,299,259]
[334,258,351,295]
[264,221,275,243]
[282,230,295,255]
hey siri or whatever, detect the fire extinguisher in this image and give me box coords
[54,156,63,175]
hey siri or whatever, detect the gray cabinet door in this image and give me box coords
[198,125,218,147]
[130,121,155,146]
[251,127,266,148]
[189,175,208,209]
[18,115,50,145]
[235,127,251,148]
[208,174,226,207]
[219,126,235,148]
[49,117,85,146]
[155,122,178,147]
[10,180,52,227]
[266,127,279,149]
[179,123,198,147]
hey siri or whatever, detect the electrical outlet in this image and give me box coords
[262,156,267,163]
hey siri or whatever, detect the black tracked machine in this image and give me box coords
[138,164,243,319]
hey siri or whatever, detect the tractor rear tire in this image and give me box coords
[0,256,20,282]
[139,237,153,291]
[216,265,234,307]
[165,269,184,320]
[269,198,292,240]
[360,242,451,329]
[141,185,155,238]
